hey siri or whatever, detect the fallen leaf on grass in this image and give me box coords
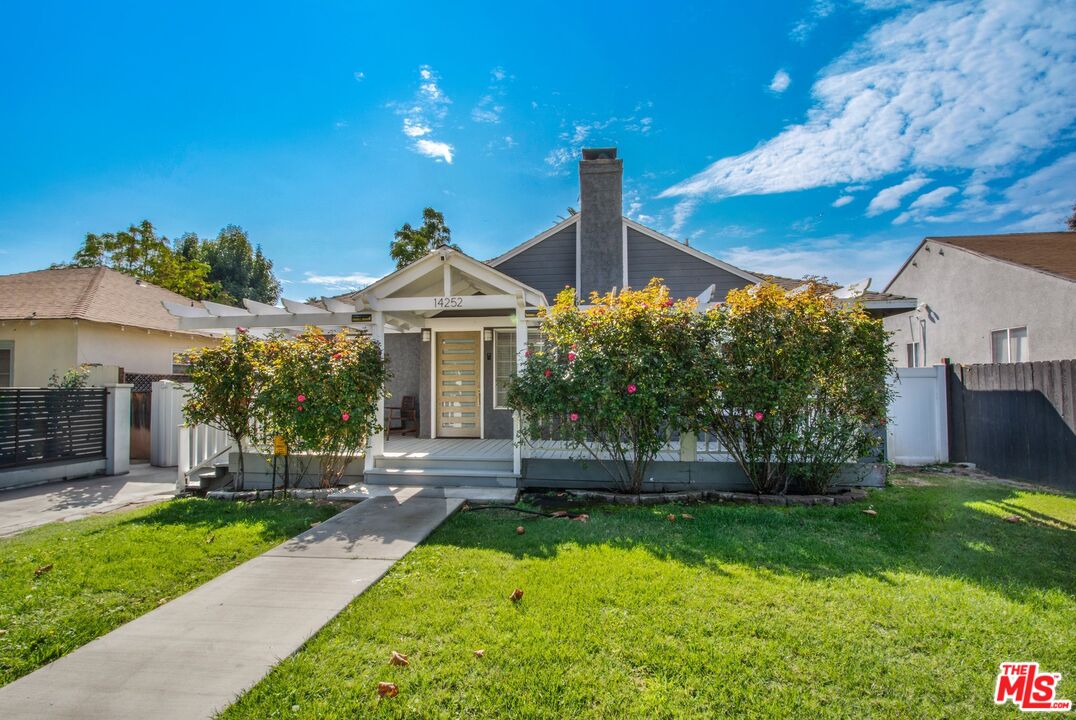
[862,509,877,517]
[551,511,569,518]
[0,629,7,636]
[157,598,169,606]
[666,514,677,522]
[34,564,53,577]
[377,682,398,698]
[389,651,409,666]
[1004,515,1023,523]
[572,514,589,523]
[509,588,524,603]
[516,526,526,535]
[310,521,321,528]
[473,649,485,657]
[204,534,214,544]
[681,513,695,520]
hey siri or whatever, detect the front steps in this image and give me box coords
[367,453,518,489]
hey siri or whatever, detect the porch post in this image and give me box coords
[513,298,527,476]
[367,310,385,472]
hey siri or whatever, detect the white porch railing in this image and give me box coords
[176,423,233,494]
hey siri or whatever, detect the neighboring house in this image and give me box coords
[169,147,912,451]
[884,233,1076,368]
[0,266,214,387]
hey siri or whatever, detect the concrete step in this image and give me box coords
[374,455,513,472]
[363,467,518,488]
[331,484,519,503]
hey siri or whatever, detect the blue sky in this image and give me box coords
[1,0,1073,297]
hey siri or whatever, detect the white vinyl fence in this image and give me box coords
[150,380,232,492]
[886,365,949,466]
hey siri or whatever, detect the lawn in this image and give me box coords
[220,473,1075,719]
[0,497,339,686]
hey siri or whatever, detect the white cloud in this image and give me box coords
[353,71,365,81]
[393,65,455,163]
[471,95,503,123]
[664,0,1076,206]
[414,139,454,163]
[892,186,959,224]
[832,195,854,208]
[544,147,574,171]
[769,69,791,93]
[866,176,931,216]
[301,271,382,293]
[997,153,1076,231]
[491,66,506,81]
[669,198,699,234]
[723,234,915,286]
[544,111,658,175]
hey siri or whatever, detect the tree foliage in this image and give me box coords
[1067,202,1075,231]
[508,280,710,493]
[390,208,458,268]
[63,220,217,299]
[177,225,281,304]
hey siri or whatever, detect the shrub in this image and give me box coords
[698,283,893,494]
[507,280,710,494]
[255,328,388,487]
[183,331,267,489]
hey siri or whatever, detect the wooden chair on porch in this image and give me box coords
[384,396,418,436]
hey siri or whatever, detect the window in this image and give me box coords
[0,341,12,387]
[493,329,543,409]
[990,326,1029,364]
[906,342,921,368]
[171,351,192,375]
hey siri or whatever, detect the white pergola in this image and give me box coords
[164,248,548,474]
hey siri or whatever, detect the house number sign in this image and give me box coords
[432,296,465,309]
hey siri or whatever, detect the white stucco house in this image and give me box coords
[884,232,1076,368]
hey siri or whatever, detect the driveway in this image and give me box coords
[0,464,176,538]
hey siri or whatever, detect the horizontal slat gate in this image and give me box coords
[0,388,107,468]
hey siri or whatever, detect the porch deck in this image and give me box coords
[383,437,732,463]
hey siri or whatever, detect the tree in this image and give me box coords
[1067,202,1075,231]
[390,208,458,269]
[508,280,710,494]
[63,220,217,299]
[178,225,281,304]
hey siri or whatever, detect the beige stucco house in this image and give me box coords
[0,266,215,387]
[884,232,1076,368]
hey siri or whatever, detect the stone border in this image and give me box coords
[545,487,871,506]
[204,488,350,502]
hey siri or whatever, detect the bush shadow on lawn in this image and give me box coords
[435,477,1076,604]
[117,496,335,542]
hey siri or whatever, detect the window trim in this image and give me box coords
[990,326,1029,364]
[0,340,13,388]
[905,341,921,368]
[492,328,543,410]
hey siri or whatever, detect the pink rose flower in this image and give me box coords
[341,412,350,422]
[297,404,304,412]
[754,411,764,422]
[569,412,579,422]
[297,394,307,403]
[236,326,248,334]
[543,368,552,378]
[567,351,577,362]
[332,353,342,360]
[664,299,674,308]
[627,384,637,394]
[524,349,532,358]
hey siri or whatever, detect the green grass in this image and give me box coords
[220,474,1075,719]
[0,498,340,686]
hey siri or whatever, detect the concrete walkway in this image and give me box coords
[0,489,463,719]
[0,464,176,538]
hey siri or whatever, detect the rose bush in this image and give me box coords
[507,279,710,494]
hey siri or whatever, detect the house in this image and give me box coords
[167,147,907,488]
[0,266,213,387]
[883,232,1076,368]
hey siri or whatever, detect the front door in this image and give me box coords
[436,331,480,438]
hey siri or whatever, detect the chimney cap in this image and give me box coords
[581,147,617,161]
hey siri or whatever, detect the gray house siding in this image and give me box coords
[626,228,748,300]
[385,333,422,434]
[494,225,576,301]
[483,326,514,439]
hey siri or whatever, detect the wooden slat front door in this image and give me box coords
[436,331,480,438]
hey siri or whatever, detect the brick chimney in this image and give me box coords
[578,147,623,296]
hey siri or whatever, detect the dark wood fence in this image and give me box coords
[948,360,1075,490]
[0,388,108,469]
